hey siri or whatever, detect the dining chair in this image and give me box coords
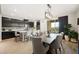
[50,35,63,54]
[32,37,49,54]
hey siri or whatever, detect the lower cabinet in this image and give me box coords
[2,31,15,39]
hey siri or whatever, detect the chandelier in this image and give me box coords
[45,4,53,19]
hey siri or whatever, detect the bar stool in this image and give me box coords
[15,31,21,42]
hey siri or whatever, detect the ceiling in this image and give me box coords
[50,4,79,16]
[1,4,79,20]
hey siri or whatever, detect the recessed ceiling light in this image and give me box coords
[14,9,16,12]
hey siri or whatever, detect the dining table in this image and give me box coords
[42,33,60,44]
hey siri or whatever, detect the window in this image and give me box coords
[50,21,59,33]
[51,22,59,28]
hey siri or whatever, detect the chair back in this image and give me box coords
[57,35,63,44]
[51,35,63,49]
[32,37,45,54]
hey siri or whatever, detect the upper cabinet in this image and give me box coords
[2,17,25,27]
[28,22,34,28]
[2,17,11,27]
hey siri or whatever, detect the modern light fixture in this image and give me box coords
[45,12,52,19]
[47,4,51,9]
[45,4,58,20]
[45,4,53,20]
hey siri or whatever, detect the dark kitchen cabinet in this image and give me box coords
[24,19,28,24]
[28,22,34,27]
[2,31,15,39]
[2,17,25,27]
[11,19,24,27]
[2,17,12,27]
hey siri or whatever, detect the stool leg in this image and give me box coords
[55,49,57,54]
[15,37,17,42]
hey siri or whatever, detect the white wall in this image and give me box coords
[68,7,79,32]
[68,8,79,40]
[0,4,2,41]
[76,7,79,18]
[0,5,2,41]
[68,12,77,31]
[40,19,47,33]
[76,8,79,33]
[0,14,2,41]
[76,8,79,40]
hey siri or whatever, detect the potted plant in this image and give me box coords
[64,24,72,41]
[68,30,78,42]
